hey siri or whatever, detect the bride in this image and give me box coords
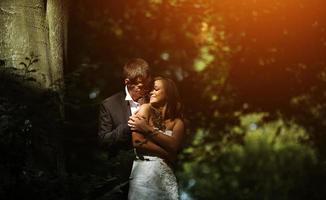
[127,76,185,200]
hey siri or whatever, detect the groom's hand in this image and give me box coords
[128,115,150,134]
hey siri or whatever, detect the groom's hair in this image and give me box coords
[123,58,150,83]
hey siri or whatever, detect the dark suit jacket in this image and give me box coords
[98,91,135,199]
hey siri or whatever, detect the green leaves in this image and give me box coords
[178,113,318,199]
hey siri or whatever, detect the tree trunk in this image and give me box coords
[0,0,67,176]
[0,0,66,90]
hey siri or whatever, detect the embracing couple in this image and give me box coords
[98,58,185,200]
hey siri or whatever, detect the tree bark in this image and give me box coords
[0,0,66,90]
[0,0,67,176]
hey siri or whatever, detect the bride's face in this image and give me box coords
[150,80,166,106]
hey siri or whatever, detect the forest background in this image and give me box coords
[1,0,326,199]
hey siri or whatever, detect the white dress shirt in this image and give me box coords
[125,86,140,115]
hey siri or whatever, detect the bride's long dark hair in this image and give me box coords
[153,76,183,121]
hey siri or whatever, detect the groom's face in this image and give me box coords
[126,76,151,101]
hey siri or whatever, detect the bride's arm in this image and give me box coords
[129,104,176,162]
[132,132,175,162]
[147,118,185,154]
[129,115,185,155]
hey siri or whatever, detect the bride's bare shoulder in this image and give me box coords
[173,118,184,124]
[139,103,151,110]
[136,103,151,117]
[167,118,184,129]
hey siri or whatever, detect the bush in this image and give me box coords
[179,113,320,200]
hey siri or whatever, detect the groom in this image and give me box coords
[98,58,152,199]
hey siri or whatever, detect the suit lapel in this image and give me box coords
[121,91,131,123]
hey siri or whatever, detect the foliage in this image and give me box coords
[178,113,324,199]
[288,68,326,159]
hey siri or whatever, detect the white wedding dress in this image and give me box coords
[128,130,179,200]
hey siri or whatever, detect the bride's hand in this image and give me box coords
[128,115,150,134]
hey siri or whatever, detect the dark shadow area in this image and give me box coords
[0,58,65,199]
[0,58,123,200]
